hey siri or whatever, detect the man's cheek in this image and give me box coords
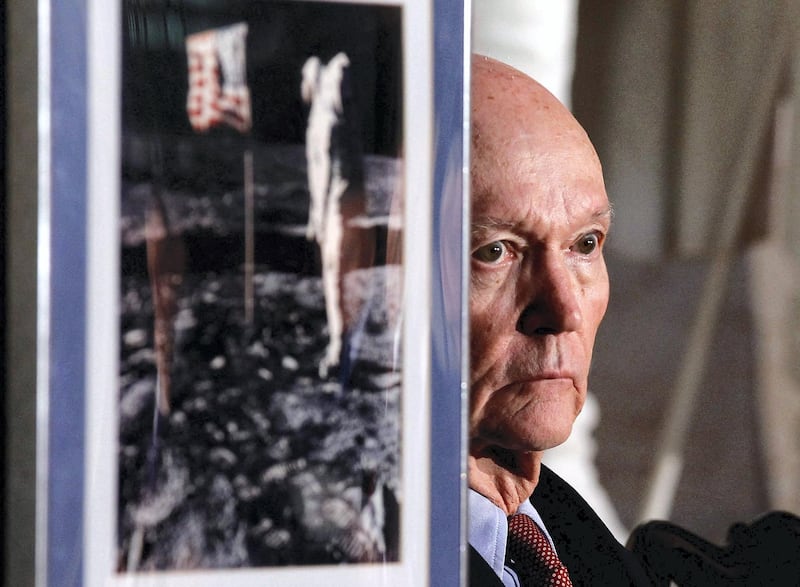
[469,278,490,296]
[470,301,502,339]
[470,273,512,305]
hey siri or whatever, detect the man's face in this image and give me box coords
[469,82,611,455]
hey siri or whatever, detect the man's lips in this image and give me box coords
[513,369,578,383]
[531,371,575,380]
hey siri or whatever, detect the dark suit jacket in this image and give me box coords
[469,465,654,586]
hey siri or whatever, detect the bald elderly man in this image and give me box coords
[467,55,653,586]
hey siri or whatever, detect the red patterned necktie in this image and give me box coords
[506,514,573,586]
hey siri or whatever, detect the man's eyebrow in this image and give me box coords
[471,205,614,235]
[470,216,518,235]
[594,204,614,223]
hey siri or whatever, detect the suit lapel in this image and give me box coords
[468,544,506,586]
[532,465,653,586]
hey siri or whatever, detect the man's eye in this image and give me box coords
[574,232,601,255]
[472,241,508,263]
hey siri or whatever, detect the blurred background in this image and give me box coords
[475,0,800,545]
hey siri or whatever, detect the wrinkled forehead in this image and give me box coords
[470,123,609,240]
[471,116,605,200]
[472,127,603,185]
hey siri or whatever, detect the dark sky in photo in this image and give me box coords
[123,0,403,155]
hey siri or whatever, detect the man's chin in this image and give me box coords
[503,412,576,451]
[518,431,572,453]
[473,424,574,456]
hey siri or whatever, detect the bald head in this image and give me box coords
[471,55,601,190]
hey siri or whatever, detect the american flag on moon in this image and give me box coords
[186,22,252,133]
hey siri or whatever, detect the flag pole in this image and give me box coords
[244,148,254,325]
[186,22,253,322]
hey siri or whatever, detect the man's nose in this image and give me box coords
[516,258,583,336]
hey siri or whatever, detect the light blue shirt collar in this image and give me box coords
[468,488,558,585]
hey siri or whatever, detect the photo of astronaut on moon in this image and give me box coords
[118,1,404,571]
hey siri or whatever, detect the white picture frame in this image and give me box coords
[38,0,468,583]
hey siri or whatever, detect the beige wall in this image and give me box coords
[572,0,800,536]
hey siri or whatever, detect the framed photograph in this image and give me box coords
[43,0,467,586]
